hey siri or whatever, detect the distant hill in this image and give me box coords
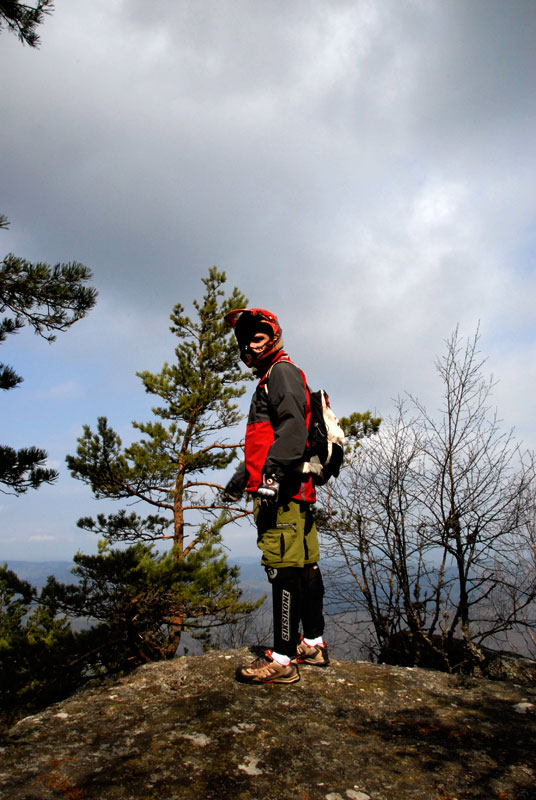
[2,557,267,595]
[2,560,77,591]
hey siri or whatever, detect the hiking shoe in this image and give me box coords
[236,650,300,685]
[293,637,330,667]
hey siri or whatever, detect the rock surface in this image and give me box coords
[1,648,535,800]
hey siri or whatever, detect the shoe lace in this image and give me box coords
[249,651,294,674]
[249,654,273,671]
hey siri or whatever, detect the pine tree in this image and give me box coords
[0,564,88,727]
[0,215,97,494]
[66,268,258,658]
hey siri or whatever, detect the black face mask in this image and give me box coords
[237,325,268,367]
[239,341,273,368]
[236,321,280,369]
[239,344,255,367]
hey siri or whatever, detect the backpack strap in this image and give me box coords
[259,353,295,393]
[261,356,310,402]
[261,357,311,437]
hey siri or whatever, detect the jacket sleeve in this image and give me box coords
[263,361,308,480]
[225,460,248,494]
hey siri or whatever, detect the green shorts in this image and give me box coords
[254,499,320,569]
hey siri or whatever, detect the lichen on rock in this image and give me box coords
[1,648,535,800]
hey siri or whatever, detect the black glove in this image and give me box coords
[220,462,247,504]
[256,474,280,510]
[220,484,243,503]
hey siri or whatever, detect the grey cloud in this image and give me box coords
[1,0,536,558]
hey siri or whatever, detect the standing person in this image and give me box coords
[222,307,329,685]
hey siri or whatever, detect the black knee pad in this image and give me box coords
[266,567,301,656]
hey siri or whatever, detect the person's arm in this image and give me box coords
[221,461,248,502]
[263,361,308,481]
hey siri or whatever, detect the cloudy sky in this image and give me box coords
[1,0,535,561]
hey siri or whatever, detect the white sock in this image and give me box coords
[303,635,324,647]
[270,650,291,666]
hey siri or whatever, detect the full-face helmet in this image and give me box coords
[224,307,283,368]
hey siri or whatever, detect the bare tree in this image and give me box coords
[319,328,536,672]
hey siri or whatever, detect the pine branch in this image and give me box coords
[0,1,54,48]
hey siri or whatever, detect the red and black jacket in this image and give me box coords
[243,350,316,504]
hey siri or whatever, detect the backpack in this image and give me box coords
[299,387,346,485]
[264,361,346,486]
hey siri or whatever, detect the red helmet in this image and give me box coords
[224,307,283,368]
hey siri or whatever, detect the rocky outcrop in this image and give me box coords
[1,648,535,800]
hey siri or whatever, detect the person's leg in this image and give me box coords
[266,565,301,659]
[294,561,329,666]
[256,499,306,659]
[299,562,325,641]
[235,501,304,683]
[296,505,329,666]
[300,503,324,639]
